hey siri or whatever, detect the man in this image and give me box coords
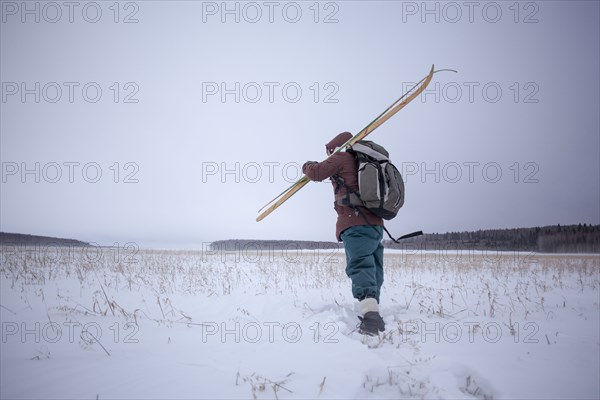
[302,132,386,336]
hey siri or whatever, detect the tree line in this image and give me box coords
[213,225,600,254]
[385,224,600,253]
[0,232,90,247]
[208,239,343,251]
[3,224,598,254]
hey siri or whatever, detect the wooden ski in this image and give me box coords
[257,65,442,222]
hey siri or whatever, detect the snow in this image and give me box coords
[1,247,599,399]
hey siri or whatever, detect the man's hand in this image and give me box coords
[302,161,318,174]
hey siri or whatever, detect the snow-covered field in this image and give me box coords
[1,246,598,399]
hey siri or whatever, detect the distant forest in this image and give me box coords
[208,239,342,251]
[212,224,600,254]
[2,224,599,254]
[0,232,90,247]
[385,224,600,253]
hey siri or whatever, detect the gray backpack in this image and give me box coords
[336,140,405,220]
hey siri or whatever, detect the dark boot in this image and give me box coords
[358,311,385,336]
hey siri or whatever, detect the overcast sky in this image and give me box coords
[1,1,599,248]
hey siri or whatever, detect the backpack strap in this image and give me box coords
[331,175,363,208]
[335,193,363,207]
[331,175,422,243]
[379,221,423,244]
[332,174,343,195]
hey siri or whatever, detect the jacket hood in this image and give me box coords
[326,132,352,153]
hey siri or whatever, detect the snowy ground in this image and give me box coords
[1,246,598,399]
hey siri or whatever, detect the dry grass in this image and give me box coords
[1,246,598,337]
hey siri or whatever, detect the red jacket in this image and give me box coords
[303,132,384,241]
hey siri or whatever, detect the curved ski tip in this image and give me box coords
[433,67,459,74]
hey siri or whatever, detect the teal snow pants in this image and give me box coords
[340,225,384,303]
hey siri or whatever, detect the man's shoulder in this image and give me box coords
[328,152,357,178]
[329,152,355,162]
